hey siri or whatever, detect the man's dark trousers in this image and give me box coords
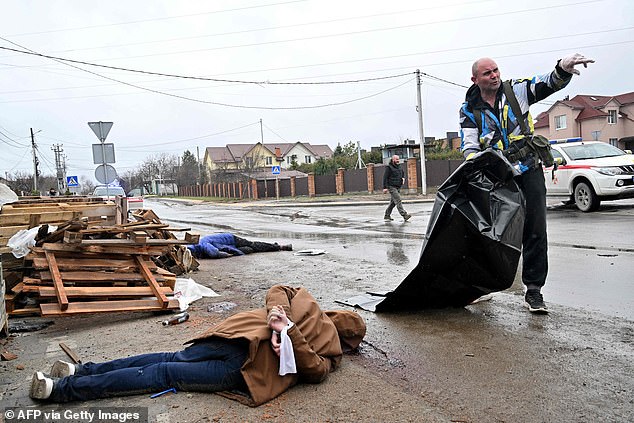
[515,166,548,290]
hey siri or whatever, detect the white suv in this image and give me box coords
[92,186,144,210]
[543,140,634,211]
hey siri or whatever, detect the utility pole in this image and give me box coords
[30,128,39,194]
[355,141,366,169]
[416,70,428,195]
[62,153,67,193]
[260,118,268,198]
[51,143,65,192]
[196,146,201,184]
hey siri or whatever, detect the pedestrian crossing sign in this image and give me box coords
[66,176,79,187]
[272,166,281,175]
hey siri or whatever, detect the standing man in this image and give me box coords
[459,54,594,313]
[383,155,411,222]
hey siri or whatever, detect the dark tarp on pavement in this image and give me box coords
[374,150,525,311]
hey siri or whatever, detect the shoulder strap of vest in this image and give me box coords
[473,109,483,135]
[502,81,530,136]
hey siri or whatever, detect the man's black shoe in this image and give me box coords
[525,290,548,314]
[384,216,394,221]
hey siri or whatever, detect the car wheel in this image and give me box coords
[574,181,600,212]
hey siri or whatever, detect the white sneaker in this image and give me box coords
[30,371,53,400]
[50,360,76,377]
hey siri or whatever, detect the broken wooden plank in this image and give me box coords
[38,270,172,283]
[130,231,148,243]
[37,286,173,298]
[134,255,169,308]
[0,209,115,226]
[7,307,40,316]
[63,231,83,244]
[40,299,180,315]
[45,251,69,311]
[32,256,156,271]
[59,342,81,364]
[184,232,200,244]
[40,243,170,256]
[80,239,194,246]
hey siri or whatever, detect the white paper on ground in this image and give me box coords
[171,277,220,311]
[293,249,326,256]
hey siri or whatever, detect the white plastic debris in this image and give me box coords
[293,249,326,256]
[171,277,220,311]
[7,227,40,258]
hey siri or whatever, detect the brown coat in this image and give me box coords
[188,285,366,406]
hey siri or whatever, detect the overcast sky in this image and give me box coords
[1,0,632,184]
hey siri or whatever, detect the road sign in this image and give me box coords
[88,121,113,142]
[92,143,116,164]
[95,164,117,184]
[272,165,281,175]
[66,176,79,187]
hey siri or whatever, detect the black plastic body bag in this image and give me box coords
[374,150,525,311]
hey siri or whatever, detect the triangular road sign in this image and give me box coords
[88,121,113,141]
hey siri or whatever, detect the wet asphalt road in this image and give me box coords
[146,196,634,321]
[2,196,632,422]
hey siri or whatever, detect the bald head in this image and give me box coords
[472,58,497,77]
[471,57,501,95]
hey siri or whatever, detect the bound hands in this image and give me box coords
[268,305,289,357]
[560,53,595,75]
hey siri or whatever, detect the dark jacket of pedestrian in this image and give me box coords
[383,161,404,189]
[188,285,366,406]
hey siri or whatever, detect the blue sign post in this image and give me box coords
[272,165,281,175]
[66,176,79,187]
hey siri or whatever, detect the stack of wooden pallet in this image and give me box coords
[1,196,119,305]
[0,196,118,254]
[5,210,200,317]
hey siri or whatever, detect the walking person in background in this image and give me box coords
[383,155,411,222]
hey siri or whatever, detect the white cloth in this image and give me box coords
[171,277,219,311]
[278,321,297,376]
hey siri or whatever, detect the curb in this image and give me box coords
[148,196,436,208]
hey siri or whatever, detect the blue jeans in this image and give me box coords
[49,338,248,402]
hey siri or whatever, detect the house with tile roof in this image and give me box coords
[203,142,334,175]
[533,91,634,151]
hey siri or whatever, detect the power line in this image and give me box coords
[1,35,417,109]
[5,0,311,37]
[0,37,414,110]
[7,1,491,54]
[1,25,629,100]
[263,123,290,143]
[0,45,414,85]
[4,1,603,65]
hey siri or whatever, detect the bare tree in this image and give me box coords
[80,177,95,195]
